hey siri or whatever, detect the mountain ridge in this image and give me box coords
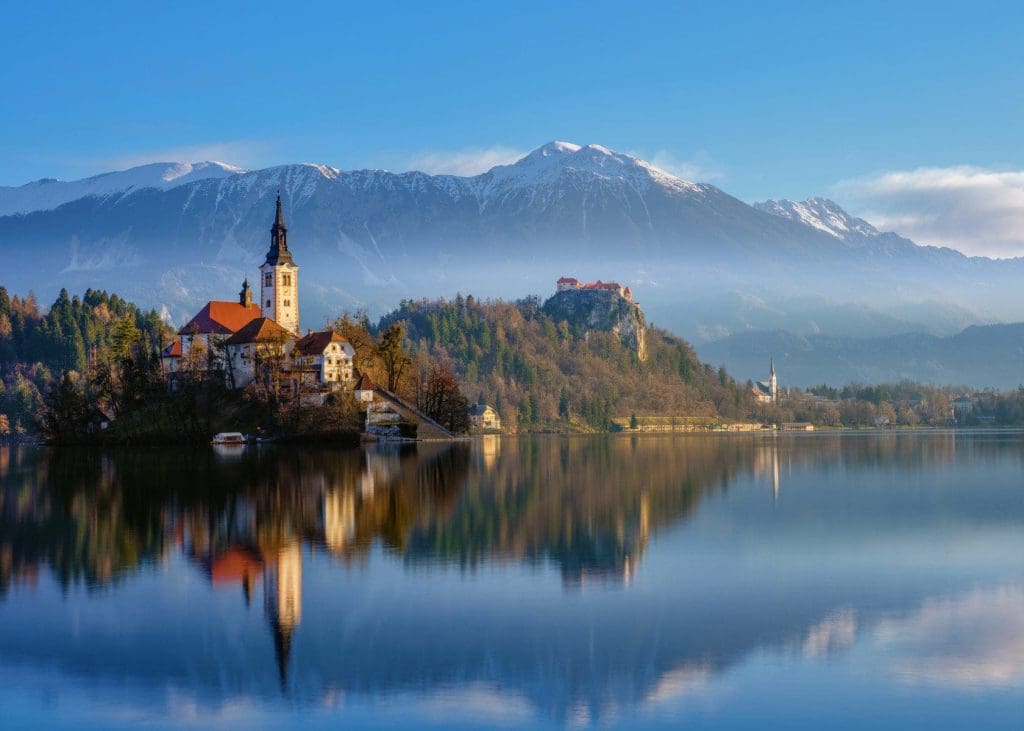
[698,322,1024,389]
[2,141,1023,367]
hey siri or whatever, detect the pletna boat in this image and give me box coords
[211,432,246,445]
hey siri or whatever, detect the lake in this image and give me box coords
[0,432,1021,730]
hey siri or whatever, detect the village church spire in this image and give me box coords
[259,193,300,334]
[266,193,294,266]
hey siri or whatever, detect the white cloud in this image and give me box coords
[803,609,857,658]
[645,149,723,182]
[403,145,526,176]
[873,585,1024,688]
[835,166,1024,258]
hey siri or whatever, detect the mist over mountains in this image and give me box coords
[3,141,1023,385]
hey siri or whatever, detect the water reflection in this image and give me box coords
[0,432,1022,729]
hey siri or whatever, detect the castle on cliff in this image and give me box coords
[556,277,634,302]
[549,277,646,361]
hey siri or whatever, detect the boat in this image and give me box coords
[211,431,247,445]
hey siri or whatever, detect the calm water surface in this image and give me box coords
[0,432,1022,729]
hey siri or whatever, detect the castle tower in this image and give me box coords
[769,357,778,402]
[259,194,300,334]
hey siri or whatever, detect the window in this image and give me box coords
[264,273,273,287]
[282,274,291,287]
[284,299,290,307]
[266,299,271,308]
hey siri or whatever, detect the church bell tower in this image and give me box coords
[259,194,300,334]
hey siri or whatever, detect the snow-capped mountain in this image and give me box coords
[754,197,881,241]
[0,161,244,217]
[753,196,927,257]
[0,142,1019,343]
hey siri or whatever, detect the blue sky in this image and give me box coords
[4,1,1024,254]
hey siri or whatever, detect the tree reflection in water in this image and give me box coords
[1,431,1021,726]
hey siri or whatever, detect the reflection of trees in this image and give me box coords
[0,446,169,593]
[0,444,470,597]
[408,436,756,584]
[2,431,995,598]
[2,432,1019,722]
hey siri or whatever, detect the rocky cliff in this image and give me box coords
[543,289,648,361]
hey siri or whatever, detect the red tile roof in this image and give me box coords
[223,317,294,346]
[293,330,349,356]
[179,301,262,336]
[582,280,622,291]
[161,339,182,358]
[557,276,580,284]
[207,547,264,585]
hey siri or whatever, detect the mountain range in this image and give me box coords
[3,141,1024,385]
[699,323,1024,389]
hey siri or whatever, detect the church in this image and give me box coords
[752,358,779,404]
[161,195,355,393]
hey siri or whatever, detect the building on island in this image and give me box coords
[354,372,377,403]
[292,330,355,386]
[752,358,779,404]
[468,403,502,431]
[160,195,354,396]
[224,317,295,389]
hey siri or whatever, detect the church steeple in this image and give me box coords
[266,193,294,266]
[259,193,300,334]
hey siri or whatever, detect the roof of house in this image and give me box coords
[161,339,182,358]
[582,280,622,291]
[469,403,495,416]
[292,330,350,356]
[206,547,264,585]
[223,317,294,346]
[557,276,580,284]
[179,301,262,335]
[753,381,772,396]
[354,372,377,391]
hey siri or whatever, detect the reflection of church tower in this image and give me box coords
[771,441,780,503]
[264,541,302,688]
[324,489,356,554]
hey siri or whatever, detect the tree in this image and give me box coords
[377,322,412,393]
[40,372,89,443]
[330,311,376,372]
[416,361,470,433]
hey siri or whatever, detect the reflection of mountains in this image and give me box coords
[1,432,1022,724]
